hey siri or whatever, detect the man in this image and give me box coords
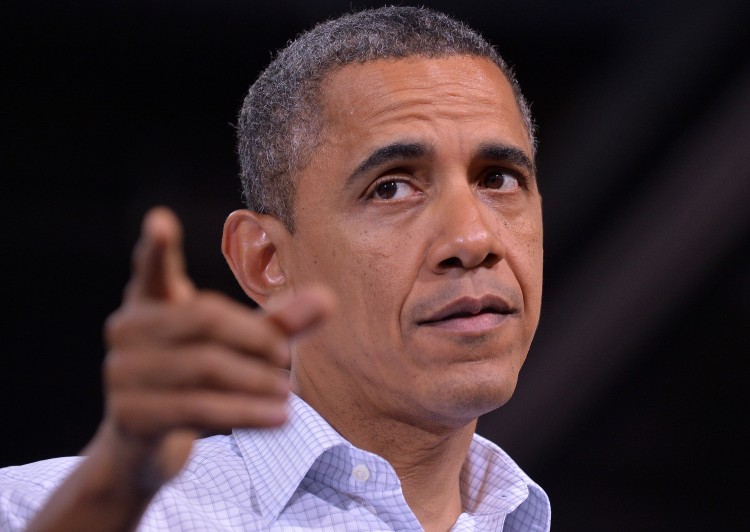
[0,6,549,531]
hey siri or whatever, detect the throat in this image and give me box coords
[382,424,475,532]
[400,469,463,532]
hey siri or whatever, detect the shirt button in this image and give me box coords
[352,464,371,482]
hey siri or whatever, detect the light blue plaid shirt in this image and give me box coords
[0,394,550,530]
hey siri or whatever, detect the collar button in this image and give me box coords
[352,464,371,482]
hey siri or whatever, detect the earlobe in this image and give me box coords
[222,210,290,308]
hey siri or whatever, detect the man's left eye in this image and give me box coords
[480,170,520,191]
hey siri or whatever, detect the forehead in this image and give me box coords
[315,55,532,161]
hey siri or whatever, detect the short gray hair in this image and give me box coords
[237,5,536,230]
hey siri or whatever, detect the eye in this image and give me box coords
[480,169,520,191]
[370,179,419,200]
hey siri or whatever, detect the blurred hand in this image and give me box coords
[28,206,332,532]
[87,206,331,491]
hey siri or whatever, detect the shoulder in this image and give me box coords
[167,433,249,492]
[0,456,83,490]
[0,456,84,530]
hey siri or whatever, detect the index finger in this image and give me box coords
[125,206,195,304]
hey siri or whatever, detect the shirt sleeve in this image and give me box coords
[0,457,83,531]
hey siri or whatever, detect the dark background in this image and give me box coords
[3,1,749,529]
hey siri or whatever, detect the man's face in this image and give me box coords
[284,55,543,429]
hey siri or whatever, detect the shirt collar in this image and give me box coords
[231,392,349,522]
[462,433,551,527]
[231,394,549,527]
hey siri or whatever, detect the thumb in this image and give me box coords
[265,285,336,335]
[125,206,195,303]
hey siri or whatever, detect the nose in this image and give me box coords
[427,186,505,273]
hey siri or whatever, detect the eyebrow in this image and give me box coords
[347,141,432,185]
[346,140,536,186]
[476,143,536,176]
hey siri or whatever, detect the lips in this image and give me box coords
[417,295,516,327]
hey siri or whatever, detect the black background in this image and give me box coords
[3,1,749,529]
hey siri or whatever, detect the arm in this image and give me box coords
[25,207,330,532]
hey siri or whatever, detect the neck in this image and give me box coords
[291,371,476,531]
[374,418,475,532]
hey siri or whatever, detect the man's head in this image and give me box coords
[237,5,536,230]
[224,6,542,434]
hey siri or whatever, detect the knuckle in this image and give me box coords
[201,290,227,306]
[182,398,212,425]
[107,395,134,428]
[103,309,129,345]
[102,351,127,386]
[192,293,228,336]
[104,304,156,345]
[190,351,223,387]
[102,348,153,390]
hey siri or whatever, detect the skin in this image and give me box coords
[27,210,332,532]
[227,55,543,529]
[288,56,542,427]
[27,55,542,532]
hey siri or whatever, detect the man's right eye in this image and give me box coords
[370,180,418,200]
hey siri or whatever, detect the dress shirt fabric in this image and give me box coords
[0,394,550,531]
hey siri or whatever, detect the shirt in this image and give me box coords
[0,394,550,530]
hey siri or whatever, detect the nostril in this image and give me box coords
[482,253,501,268]
[438,257,463,269]
[437,252,500,270]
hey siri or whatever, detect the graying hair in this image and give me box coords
[237,5,536,230]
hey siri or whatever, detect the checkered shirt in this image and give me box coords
[0,393,550,530]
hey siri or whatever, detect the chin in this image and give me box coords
[416,367,519,428]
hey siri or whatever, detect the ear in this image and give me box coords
[222,209,291,308]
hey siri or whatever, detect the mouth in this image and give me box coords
[416,295,516,333]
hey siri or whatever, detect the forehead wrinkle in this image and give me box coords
[360,80,508,127]
[314,56,533,190]
[326,58,512,126]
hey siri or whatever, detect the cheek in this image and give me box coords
[298,226,425,383]
[504,214,543,305]
[516,221,543,279]
[348,229,419,311]
[296,225,420,320]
